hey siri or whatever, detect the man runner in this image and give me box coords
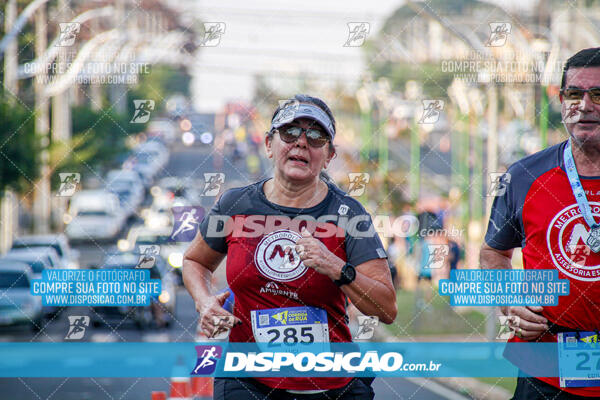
[481,47,600,399]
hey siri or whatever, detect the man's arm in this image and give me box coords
[480,242,513,269]
[479,242,548,340]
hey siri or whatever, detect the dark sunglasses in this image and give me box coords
[561,87,600,104]
[275,126,330,148]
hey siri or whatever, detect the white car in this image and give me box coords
[143,193,190,230]
[0,262,43,331]
[124,153,161,186]
[106,170,145,217]
[106,169,145,198]
[136,141,169,170]
[65,190,127,241]
[10,233,80,269]
[3,247,59,275]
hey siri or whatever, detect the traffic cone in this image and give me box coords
[151,392,166,400]
[169,356,192,400]
[169,377,192,399]
[191,376,213,398]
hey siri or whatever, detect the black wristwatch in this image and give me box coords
[334,263,356,287]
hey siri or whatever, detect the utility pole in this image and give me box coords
[45,0,73,233]
[110,0,127,115]
[33,2,51,233]
[89,14,102,110]
[3,0,18,98]
[51,0,72,143]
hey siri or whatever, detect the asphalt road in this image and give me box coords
[0,143,470,400]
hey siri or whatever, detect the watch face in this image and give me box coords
[343,264,356,281]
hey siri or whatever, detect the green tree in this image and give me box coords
[0,92,40,194]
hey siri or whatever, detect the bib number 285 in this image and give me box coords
[267,326,314,344]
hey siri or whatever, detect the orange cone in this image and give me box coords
[151,392,166,400]
[191,376,214,398]
[169,377,192,399]
[169,356,192,400]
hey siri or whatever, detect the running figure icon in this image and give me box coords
[171,208,200,239]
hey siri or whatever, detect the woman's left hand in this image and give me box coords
[290,228,343,280]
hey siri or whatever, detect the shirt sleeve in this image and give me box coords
[344,208,387,266]
[484,170,524,250]
[198,194,228,254]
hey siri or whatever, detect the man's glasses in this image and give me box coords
[561,87,600,104]
[275,126,330,148]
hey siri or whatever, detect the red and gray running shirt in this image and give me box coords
[199,178,387,390]
[485,140,600,397]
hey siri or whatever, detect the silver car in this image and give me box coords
[2,249,61,316]
[11,233,80,269]
[3,247,60,273]
[0,261,43,331]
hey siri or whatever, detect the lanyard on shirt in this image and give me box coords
[563,139,600,253]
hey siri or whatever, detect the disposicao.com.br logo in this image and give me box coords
[223,351,441,374]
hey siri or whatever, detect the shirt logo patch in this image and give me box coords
[254,229,308,282]
[546,202,600,281]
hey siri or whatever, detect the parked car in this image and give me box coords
[106,169,145,210]
[125,140,169,185]
[65,190,127,241]
[105,171,145,219]
[0,262,43,331]
[10,234,79,269]
[90,251,176,329]
[2,248,61,316]
[135,141,169,170]
[2,248,57,277]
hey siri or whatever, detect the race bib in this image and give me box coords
[250,306,329,351]
[558,331,600,388]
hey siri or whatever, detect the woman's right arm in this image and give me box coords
[183,233,240,337]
